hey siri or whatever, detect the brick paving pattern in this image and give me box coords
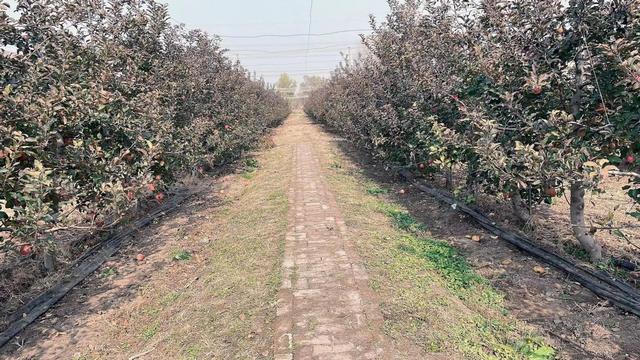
[273,116,389,359]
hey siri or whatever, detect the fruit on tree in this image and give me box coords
[545,187,558,197]
[595,103,607,114]
[399,189,406,194]
[19,244,33,257]
[146,183,156,192]
[155,192,165,203]
[418,163,426,170]
[532,85,543,95]
[627,154,635,164]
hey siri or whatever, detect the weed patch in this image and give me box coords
[171,250,192,261]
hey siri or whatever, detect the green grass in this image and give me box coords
[366,186,388,196]
[171,249,192,261]
[100,266,118,278]
[378,203,427,233]
[142,324,159,340]
[241,158,260,179]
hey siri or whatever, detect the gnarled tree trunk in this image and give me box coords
[570,182,602,263]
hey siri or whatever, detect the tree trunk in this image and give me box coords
[570,182,602,263]
[511,192,532,225]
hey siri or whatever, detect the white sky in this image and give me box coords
[161,0,391,84]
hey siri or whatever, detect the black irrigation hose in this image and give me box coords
[0,191,197,348]
[399,170,640,318]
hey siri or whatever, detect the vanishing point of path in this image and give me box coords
[273,114,392,359]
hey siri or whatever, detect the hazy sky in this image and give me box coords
[161,0,391,85]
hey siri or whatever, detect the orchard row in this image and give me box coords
[0,0,289,267]
[305,0,640,262]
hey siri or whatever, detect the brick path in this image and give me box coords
[273,115,390,360]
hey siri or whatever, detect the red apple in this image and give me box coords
[146,183,156,192]
[19,244,33,257]
[545,187,558,197]
[127,191,136,201]
[626,154,635,164]
[155,192,165,203]
[399,189,406,195]
[595,103,607,114]
[532,85,543,95]
[136,254,146,262]
[418,163,426,170]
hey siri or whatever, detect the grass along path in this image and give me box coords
[306,114,555,359]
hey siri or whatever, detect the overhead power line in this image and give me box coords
[236,53,348,59]
[219,29,370,39]
[232,44,355,55]
[305,0,314,73]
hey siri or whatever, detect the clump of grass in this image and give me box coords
[171,249,192,261]
[367,186,388,196]
[563,242,590,261]
[142,324,159,340]
[400,237,484,292]
[378,203,427,232]
[516,337,556,360]
[100,266,118,278]
[241,158,259,179]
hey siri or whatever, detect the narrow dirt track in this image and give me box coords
[273,114,399,359]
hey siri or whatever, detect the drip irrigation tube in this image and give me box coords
[399,170,640,317]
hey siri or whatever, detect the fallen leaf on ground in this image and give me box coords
[533,266,546,274]
[501,259,513,266]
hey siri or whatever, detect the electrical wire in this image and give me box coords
[219,29,370,39]
[231,44,355,55]
[305,0,314,73]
